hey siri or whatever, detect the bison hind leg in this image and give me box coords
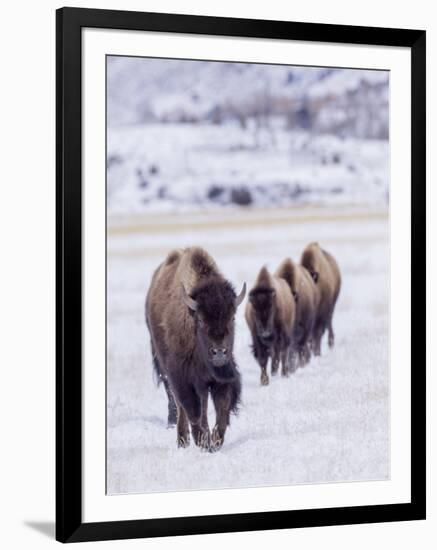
[287,346,298,373]
[150,347,177,428]
[280,347,290,377]
[328,326,335,348]
[271,348,280,376]
[297,341,311,366]
[163,379,177,428]
[302,342,312,365]
[327,314,335,348]
[312,322,324,356]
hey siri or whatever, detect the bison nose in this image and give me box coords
[211,347,227,357]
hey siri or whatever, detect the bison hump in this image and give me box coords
[178,247,220,294]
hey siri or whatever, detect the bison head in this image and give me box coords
[181,279,246,380]
[248,286,277,342]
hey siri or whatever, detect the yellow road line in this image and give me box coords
[108,209,388,236]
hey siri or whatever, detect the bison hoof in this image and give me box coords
[177,434,190,448]
[195,430,211,451]
[281,368,290,378]
[328,338,334,348]
[210,426,224,452]
[260,374,269,386]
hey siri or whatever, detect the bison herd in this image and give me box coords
[145,244,341,453]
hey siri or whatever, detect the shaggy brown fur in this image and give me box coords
[300,242,341,355]
[275,258,318,366]
[145,247,246,452]
[245,266,295,386]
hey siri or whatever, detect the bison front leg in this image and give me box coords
[191,392,211,451]
[254,340,269,386]
[210,384,233,452]
[177,386,211,451]
[260,363,269,386]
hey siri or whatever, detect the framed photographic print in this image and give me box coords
[56,7,426,543]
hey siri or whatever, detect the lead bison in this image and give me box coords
[245,266,295,386]
[300,242,341,355]
[145,247,246,452]
[275,257,318,366]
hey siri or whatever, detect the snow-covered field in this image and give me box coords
[106,205,389,495]
[107,123,389,215]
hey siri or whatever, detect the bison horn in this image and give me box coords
[235,282,247,307]
[181,284,198,311]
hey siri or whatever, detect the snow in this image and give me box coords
[107,123,389,215]
[106,206,389,495]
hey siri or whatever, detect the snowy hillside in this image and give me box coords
[107,58,389,215]
[107,57,388,135]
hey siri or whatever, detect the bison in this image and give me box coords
[275,257,318,366]
[145,247,246,452]
[245,266,295,386]
[300,242,341,355]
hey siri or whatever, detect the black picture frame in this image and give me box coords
[56,6,426,543]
